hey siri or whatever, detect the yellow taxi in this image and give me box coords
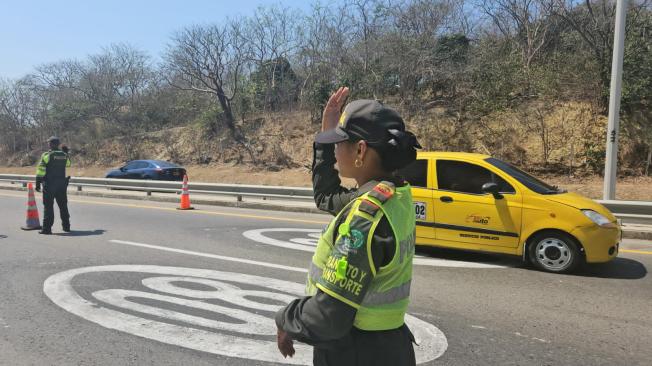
[398,152,621,273]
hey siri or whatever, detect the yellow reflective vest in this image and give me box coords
[306,181,416,331]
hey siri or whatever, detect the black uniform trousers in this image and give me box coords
[42,183,70,230]
[313,324,416,366]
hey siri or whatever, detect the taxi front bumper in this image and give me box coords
[571,224,621,263]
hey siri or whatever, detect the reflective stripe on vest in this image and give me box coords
[360,279,411,306]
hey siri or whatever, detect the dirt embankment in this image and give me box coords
[1,105,650,200]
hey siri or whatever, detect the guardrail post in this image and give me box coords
[146,190,152,197]
[77,185,82,192]
[22,182,27,188]
[237,195,242,202]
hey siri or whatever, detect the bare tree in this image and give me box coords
[0,79,30,152]
[83,44,153,122]
[164,21,250,139]
[295,3,351,121]
[551,0,651,110]
[244,5,301,110]
[383,0,460,108]
[480,0,557,71]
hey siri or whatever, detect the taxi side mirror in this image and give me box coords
[481,183,503,199]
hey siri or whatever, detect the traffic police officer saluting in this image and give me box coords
[35,136,71,234]
[276,87,422,365]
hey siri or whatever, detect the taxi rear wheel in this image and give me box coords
[528,232,582,273]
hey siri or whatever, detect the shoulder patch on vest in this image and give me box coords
[358,199,380,216]
[368,181,395,203]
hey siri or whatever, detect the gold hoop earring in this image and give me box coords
[354,159,363,168]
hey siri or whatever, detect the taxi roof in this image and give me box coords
[416,151,491,161]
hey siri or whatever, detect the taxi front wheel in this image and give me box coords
[528,232,582,273]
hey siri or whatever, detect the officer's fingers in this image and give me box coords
[336,87,349,105]
[281,344,293,358]
[277,334,290,357]
[326,88,341,107]
[283,343,295,358]
[277,341,288,357]
[282,337,293,349]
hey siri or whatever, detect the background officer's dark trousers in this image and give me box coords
[42,184,70,230]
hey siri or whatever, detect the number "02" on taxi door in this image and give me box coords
[414,202,426,220]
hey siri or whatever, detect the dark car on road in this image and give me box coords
[105,160,186,181]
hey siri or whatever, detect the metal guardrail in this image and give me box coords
[596,200,652,216]
[0,174,314,202]
[0,174,650,217]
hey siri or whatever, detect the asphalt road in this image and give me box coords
[0,191,651,366]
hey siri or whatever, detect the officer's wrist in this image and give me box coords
[274,307,286,330]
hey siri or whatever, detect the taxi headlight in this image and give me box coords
[582,210,614,227]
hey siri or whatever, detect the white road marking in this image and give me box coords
[513,332,551,344]
[108,239,308,273]
[243,228,511,269]
[243,228,321,252]
[44,265,447,364]
[412,257,509,269]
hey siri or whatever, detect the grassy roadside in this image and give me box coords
[1,165,650,201]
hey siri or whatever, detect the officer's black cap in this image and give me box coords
[47,136,60,145]
[315,100,405,145]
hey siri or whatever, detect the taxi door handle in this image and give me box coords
[440,196,453,203]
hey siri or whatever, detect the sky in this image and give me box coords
[0,0,312,80]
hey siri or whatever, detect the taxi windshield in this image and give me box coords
[485,158,564,194]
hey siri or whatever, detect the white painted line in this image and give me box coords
[243,228,321,252]
[108,239,308,273]
[243,228,511,269]
[44,265,448,364]
[412,257,509,269]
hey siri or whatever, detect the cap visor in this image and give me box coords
[315,127,349,144]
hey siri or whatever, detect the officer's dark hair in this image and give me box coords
[367,130,420,173]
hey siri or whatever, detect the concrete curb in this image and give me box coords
[2,185,650,240]
[621,226,652,241]
[624,231,652,240]
[0,185,324,215]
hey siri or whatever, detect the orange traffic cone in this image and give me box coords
[21,182,42,230]
[177,175,194,210]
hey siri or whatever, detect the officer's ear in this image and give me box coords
[356,140,368,160]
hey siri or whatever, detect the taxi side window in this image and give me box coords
[398,159,428,188]
[436,160,515,194]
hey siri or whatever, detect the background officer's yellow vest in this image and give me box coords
[36,150,71,182]
[306,182,416,331]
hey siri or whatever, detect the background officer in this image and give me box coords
[35,136,71,234]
